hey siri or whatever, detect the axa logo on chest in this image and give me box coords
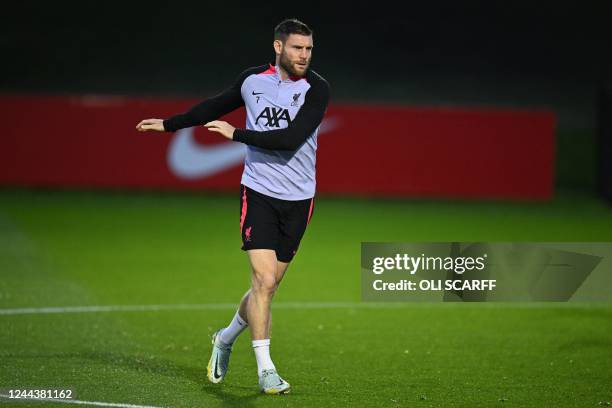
[255,107,292,127]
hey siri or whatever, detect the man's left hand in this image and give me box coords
[205,121,235,140]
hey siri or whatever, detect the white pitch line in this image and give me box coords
[0,302,607,316]
[0,394,163,408]
[0,303,237,316]
[0,302,405,316]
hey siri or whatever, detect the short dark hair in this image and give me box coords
[274,18,312,42]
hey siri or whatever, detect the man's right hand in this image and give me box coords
[136,118,165,132]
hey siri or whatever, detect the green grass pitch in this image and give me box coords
[1,189,612,407]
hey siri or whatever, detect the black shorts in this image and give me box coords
[239,185,314,263]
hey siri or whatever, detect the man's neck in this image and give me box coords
[275,61,290,81]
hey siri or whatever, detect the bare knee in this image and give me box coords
[247,249,280,300]
[252,269,278,298]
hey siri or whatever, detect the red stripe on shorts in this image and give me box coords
[240,185,248,231]
[307,198,314,224]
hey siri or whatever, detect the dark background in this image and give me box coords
[1,1,611,192]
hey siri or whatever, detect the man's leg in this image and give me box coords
[244,249,291,394]
[267,260,289,334]
[235,259,289,331]
[220,253,288,348]
[245,249,279,340]
[207,256,288,384]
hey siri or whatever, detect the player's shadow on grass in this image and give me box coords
[201,382,271,407]
[13,351,271,407]
[83,351,271,407]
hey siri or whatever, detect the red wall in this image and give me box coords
[0,95,555,200]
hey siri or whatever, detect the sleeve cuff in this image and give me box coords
[233,129,247,143]
[162,119,174,132]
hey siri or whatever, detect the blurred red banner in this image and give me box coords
[0,95,555,199]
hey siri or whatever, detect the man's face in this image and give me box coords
[277,34,313,77]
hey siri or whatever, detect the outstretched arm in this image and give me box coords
[136,87,243,132]
[161,82,244,132]
[206,78,330,151]
[136,67,260,132]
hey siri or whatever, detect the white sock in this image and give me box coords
[219,311,248,345]
[252,339,276,375]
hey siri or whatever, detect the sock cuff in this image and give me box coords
[252,339,270,348]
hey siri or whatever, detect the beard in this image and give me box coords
[279,50,309,77]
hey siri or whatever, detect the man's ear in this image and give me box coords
[273,40,283,56]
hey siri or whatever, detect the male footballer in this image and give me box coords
[136,18,329,394]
